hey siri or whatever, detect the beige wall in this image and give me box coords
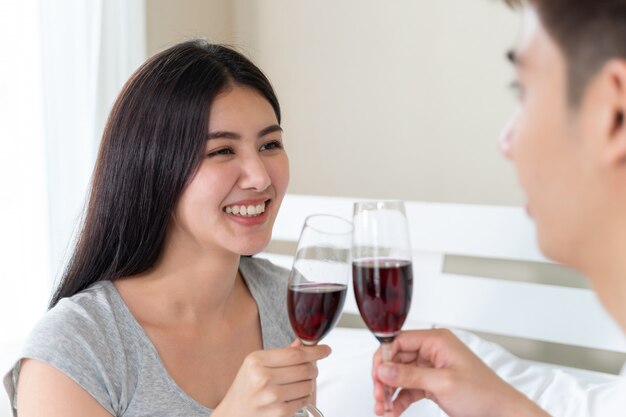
[146,0,233,54]
[144,0,626,374]
[146,0,524,206]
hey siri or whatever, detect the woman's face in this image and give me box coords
[170,85,289,257]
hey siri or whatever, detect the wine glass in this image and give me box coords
[287,214,353,417]
[352,201,413,417]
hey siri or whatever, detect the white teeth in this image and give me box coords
[224,202,266,217]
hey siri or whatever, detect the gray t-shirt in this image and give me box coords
[3,256,295,416]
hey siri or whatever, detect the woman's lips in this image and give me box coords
[223,199,272,225]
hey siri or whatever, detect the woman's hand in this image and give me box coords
[372,329,550,417]
[214,340,331,417]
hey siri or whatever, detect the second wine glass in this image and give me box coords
[352,201,413,417]
[287,214,353,417]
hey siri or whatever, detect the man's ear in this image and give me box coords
[601,59,626,167]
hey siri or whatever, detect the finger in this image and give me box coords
[255,381,314,416]
[373,376,385,401]
[372,347,383,386]
[372,345,382,368]
[393,388,428,415]
[374,400,384,416]
[374,339,419,367]
[376,388,428,417]
[393,328,457,355]
[372,353,382,381]
[253,344,332,368]
[290,339,302,347]
[417,355,434,368]
[283,395,311,416]
[377,362,446,391]
[372,356,389,400]
[394,351,420,364]
[275,378,315,403]
[272,362,318,385]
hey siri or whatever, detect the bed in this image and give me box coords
[263,194,626,416]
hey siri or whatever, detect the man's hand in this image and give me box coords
[372,328,550,417]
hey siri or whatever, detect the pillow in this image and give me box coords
[453,329,626,416]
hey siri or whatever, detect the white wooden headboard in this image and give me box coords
[262,193,626,356]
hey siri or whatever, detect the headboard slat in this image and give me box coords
[262,194,626,354]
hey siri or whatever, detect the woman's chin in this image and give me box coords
[238,240,272,257]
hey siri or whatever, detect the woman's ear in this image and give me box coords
[601,59,626,167]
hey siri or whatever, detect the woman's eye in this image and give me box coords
[207,147,234,157]
[260,140,283,151]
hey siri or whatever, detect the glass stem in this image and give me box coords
[294,403,323,417]
[381,341,394,417]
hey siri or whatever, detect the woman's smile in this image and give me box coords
[223,198,273,226]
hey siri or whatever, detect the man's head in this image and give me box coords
[499,1,626,294]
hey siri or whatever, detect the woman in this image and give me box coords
[3,40,330,417]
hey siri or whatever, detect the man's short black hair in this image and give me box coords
[506,0,626,104]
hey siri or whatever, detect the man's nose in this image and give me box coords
[499,110,518,160]
[239,152,271,191]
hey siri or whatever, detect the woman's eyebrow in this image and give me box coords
[206,124,282,140]
[258,124,283,137]
[207,131,240,140]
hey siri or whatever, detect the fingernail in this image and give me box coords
[378,364,396,380]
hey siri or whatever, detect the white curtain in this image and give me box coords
[0,1,49,346]
[39,0,146,285]
[0,2,146,406]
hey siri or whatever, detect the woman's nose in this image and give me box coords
[239,153,271,191]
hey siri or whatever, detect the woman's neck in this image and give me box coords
[116,234,246,327]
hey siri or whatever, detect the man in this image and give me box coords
[372,1,626,416]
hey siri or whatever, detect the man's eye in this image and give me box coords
[207,147,234,157]
[260,140,283,151]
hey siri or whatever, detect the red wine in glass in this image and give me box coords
[287,214,353,417]
[352,200,412,417]
[288,282,347,345]
[352,259,413,342]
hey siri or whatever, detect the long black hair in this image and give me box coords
[49,40,281,308]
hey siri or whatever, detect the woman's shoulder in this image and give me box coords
[21,279,139,364]
[47,280,116,315]
[31,281,127,342]
[5,280,141,415]
[239,255,291,297]
[240,255,289,284]
[240,256,296,347]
